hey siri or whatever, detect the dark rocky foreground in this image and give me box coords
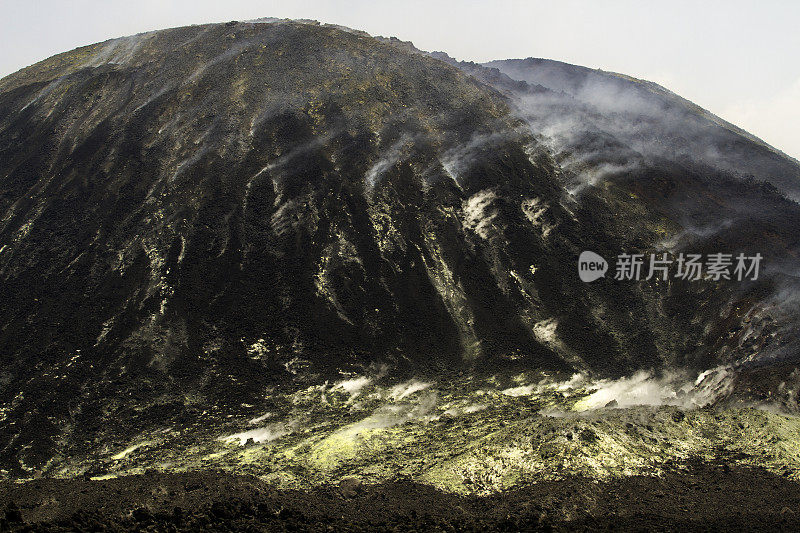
[2,463,800,532]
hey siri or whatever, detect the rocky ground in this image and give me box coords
[3,462,800,531]
[4,375,800,531]
[27,373,800,495]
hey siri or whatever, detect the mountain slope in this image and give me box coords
[484,57,800,199]
[0,20,799,481]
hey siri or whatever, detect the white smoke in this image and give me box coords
[390,379,433,400]
[462,189,499,239]
[439,132,509,185]
[334,376,372,397]
[355,390,438,431]
[573,367,734,410]
[503,368,735,410]
[365,136,413,187]
[490,59,800,200]
[247,412,274,425]
[220,421,292,446]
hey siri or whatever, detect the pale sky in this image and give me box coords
[1,0,798,159]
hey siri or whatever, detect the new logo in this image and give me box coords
[578,251,608,282]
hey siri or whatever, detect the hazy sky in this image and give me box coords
[1,0,798,159]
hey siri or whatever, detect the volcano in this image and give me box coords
[2,18,800,530]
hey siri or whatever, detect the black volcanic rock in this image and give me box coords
[0,20,799,475]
